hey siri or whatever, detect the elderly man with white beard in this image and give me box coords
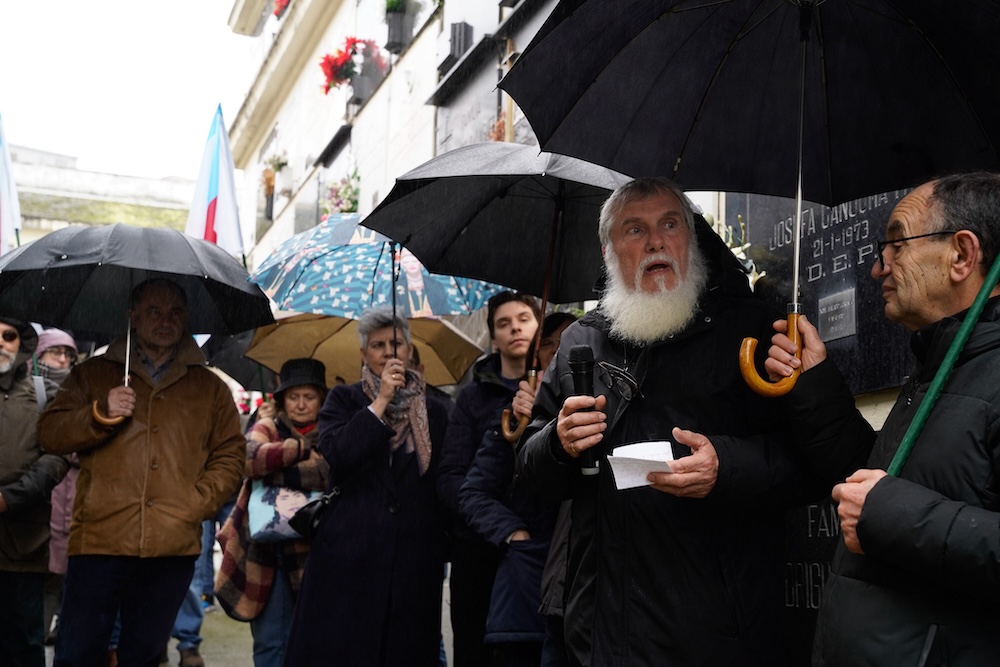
[516,178,825,667]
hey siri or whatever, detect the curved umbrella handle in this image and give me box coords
[739,310,802,398]
[91,400,126,427]
[501,370,538,443]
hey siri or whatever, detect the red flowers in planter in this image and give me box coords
[319,37,388,94]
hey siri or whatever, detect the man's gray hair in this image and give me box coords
[357,307,412,348]
[598,177,698,247]
[929,171,1000,272]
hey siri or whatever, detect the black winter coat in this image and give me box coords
[283,382,449,667]
[439,354,518,543]
[801,298,1000,667]
[460,422,558,644]
[518,294,823,666]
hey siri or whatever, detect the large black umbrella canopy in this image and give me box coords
[0,223,274,335]
[498,0,1000,206]
[361,142,632,304]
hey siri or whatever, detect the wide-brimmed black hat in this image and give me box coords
[273,358,328,402]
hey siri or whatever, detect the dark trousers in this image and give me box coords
[53,555,195,667]
[0,570,45,667]
[449,540,500,667]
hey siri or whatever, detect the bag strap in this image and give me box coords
[33,375,47,411]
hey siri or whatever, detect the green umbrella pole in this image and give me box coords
[887,251,1000,476]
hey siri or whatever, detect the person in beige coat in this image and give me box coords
[38,279,245,667]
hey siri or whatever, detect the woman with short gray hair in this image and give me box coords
[284,307,450,666]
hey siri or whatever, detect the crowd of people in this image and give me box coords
[2,172,999,667]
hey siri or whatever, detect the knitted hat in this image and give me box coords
[37,329,78,356]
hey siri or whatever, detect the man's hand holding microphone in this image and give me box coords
[556,345,604,475]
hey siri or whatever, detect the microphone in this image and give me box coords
[568,344,599,476]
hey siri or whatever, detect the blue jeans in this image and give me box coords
[172,579,204,651]
[0,570,45,667]
[249,563,294,667]
[54,555,195,667]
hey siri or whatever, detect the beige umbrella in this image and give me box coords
[244,313,483,387]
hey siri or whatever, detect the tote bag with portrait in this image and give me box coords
[247,479,323,543]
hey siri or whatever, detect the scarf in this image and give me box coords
[277,413,320,450]
[361,365,432,475]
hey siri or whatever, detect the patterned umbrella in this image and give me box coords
[250,213,506,319]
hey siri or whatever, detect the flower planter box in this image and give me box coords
[350,73,378,105]
[385,12,409,54]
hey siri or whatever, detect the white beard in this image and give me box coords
[599,244,709,345]
[0,348,16,374]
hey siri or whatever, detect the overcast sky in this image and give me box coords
[0,0,257,180]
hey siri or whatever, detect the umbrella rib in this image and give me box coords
[394,181,517,267]
[513,176,608,204]
[670,0,782,180]
[272,247,341,310]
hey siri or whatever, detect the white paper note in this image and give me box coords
[608,441,675,490]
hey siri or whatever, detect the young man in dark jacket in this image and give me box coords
[767,171,1000,666]
[518,178,824,667]
[438,291,540,667]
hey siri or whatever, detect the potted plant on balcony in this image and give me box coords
[321,169,360,219]
[263,151,293,196]
[385,0,409,54]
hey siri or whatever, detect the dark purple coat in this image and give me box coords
[283,382,449,667]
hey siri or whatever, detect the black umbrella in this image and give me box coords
[499,0,1000,206]
[201,330,277,394]
[361,141,632,305]
[500,0,1000,395]
[363,142,748,438]
[0,223,273,336]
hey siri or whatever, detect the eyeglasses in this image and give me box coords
[597,360,641,401]
[875,231,956,266]
[1,330,18,343]
[43,346,77,361]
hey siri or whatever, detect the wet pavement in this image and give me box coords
[46,575,455,666]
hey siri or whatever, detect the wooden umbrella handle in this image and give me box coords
[502,370,538,443]
[91,400,126,427]
[739,311,801,398]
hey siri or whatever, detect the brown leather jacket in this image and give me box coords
[39,334,244,558]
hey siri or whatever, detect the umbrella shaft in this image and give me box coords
[124,324,131,387]
[790,16,810,307]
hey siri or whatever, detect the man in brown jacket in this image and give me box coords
[39,279,245,667]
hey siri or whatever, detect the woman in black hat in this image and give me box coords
[215,358,329,667]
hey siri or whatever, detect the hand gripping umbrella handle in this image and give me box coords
[90,324,130,427]
[91,400,126,426]
[502,370,538,443]
[739,308,801,398]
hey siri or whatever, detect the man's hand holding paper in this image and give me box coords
[646,427,719,498]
